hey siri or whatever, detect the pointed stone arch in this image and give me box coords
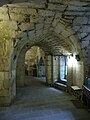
[10,20,84,98]
[0,2,84,106]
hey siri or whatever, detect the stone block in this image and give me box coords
[42,29,49,35]
[86,58,90,65]
[36,23,44,30]
[39,10,55,17]
[28,24,35,30]
[3,72,9,89]
[85,12,90,16]
[9,1,46,9]
[10,13,25,22]
[43,24,51,30]
[35,29,43,38]
[68,1,88,6]
[64,11,84,16]
[46,67,52,75]
[0,96,11,106]
[55,12,62,19]
[88,19,90,24]
[82,40,89,48]
[19,23,31,31]
[38,17,44,23]
[11,80,16,98]
[63,15,74,20]
[72,26,80,32]
[9,21,18,30]
[0,7,8,13]
[9,7,37,15]
[61,18,73,24]
[0,13,9,20]
[67,6,89,12]
[12,0,29,4]
[10,69,16,81]
[82,49,88,58]
[78,33,88,39]
[66,26,76,34]
[46,60,52,65]
[69,35,78,46]
[49,0,63,3]
[17,31,28,40]
[44,17,53,24]
[49,0,88,6]
[28,30,35,40]
[80,25,90,32]
[46,55,52,60]
[84,34,90,41]
[61,29,72,38]
[73,17,88,25]
[5,72,9,79]
[48,3,66,11]
[30,15,38,24]
[0,89,9,96]
[28,0,46,4]
[0,72,4,81]
[0,80,3,90]
[52,18,60,27]
[0,20,16,40]
[54,22,65,34]
[10,30,17,39]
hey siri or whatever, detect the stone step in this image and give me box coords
[54,82,67,92]
[59,79,67,85]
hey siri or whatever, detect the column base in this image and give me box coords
[0,96,11,106]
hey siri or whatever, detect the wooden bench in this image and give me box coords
[83,85,90,109]
[71,86,82,100]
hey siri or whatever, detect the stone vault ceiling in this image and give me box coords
[0,0,90,63]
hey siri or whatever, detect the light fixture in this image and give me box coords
[68,53,73,58]
[68,54,77,67]
[75,54,80,61]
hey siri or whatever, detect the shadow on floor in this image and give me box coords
[0,77,90,120]
[71,100,85,109]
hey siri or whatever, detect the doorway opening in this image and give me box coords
[24,46,46,85]
[60,55,67,85]
[54,55,67,90]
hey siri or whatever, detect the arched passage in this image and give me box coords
[16,45,46,87]
[10,24,84,102]
[25,46,45,77]
[0,2,85,106]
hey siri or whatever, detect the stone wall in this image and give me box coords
[1,0,88,64]
[45,55,53,85]
[53,56,59,82]
[0,0,89,105]
[67,57,84,89]
[0,20,13,106]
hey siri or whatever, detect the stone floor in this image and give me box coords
[0,77,90,120]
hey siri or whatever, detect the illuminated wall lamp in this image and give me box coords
[68,54,73,59]
[75,54,80,61]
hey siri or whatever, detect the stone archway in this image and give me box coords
[10,24,84,103]
[0,1,84,106]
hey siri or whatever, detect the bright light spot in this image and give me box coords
[68,56,77,67]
